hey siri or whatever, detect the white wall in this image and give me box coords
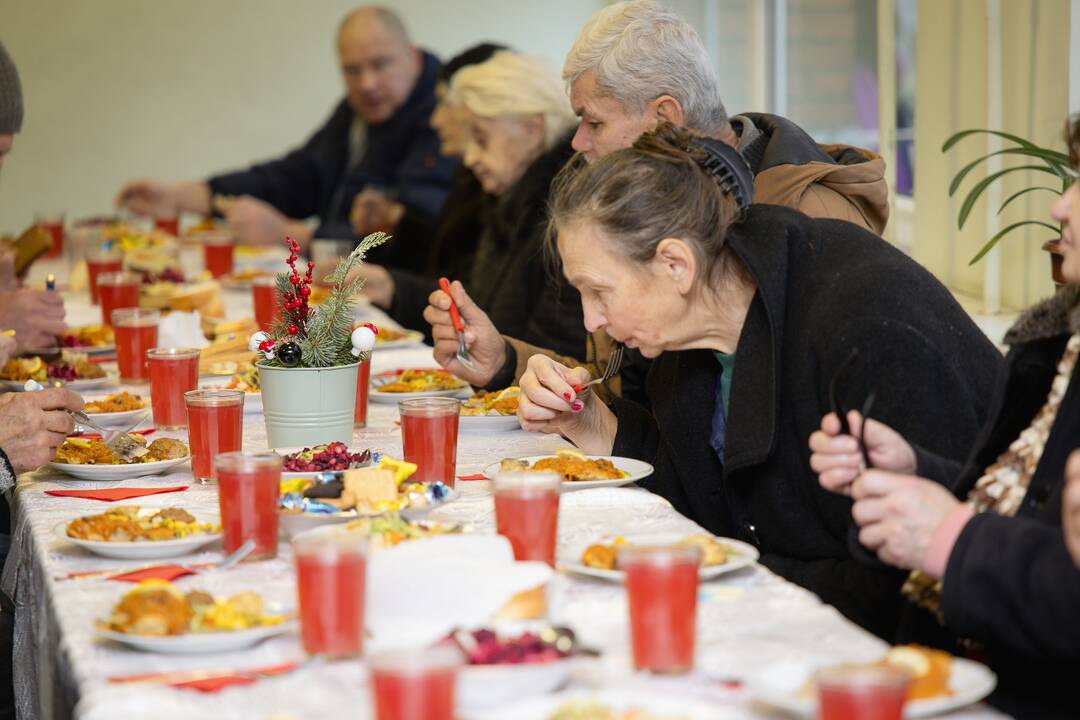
[0,0,604,231]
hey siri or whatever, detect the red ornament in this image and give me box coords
[308,261,315,269]
[288,325,299,336]
[363,322,378,336]
[300,286,311,298]
[289,274,300,285]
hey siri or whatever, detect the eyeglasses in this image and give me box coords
[828,348,876,471]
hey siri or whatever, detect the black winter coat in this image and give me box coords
[611,205,1003,639]
[901,285,1080,719]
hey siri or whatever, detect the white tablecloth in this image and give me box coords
[5,259,1007,719]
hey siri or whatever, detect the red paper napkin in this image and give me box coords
[457,473,487,481]
[107,564,197,583]
[45,486,188,502]
[172,675,256,693]
[110,662,301,692]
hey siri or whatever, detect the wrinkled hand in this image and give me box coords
[518,354,618,454]
[224,196,288,246]
[423,280,507,387]
[0,388,82,474]
[809,411,916,496]
[0,288,66,353]
[0,335,14,365]
[114,178,180,217]
[1062,451,1080,568]
[346,263,395,308]
[350,188,405,236]
[850,470,959,571]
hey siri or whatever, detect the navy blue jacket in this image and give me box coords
[207,51,457,253]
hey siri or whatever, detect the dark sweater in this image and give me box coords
[207,51,457,271]
[611,205,1003,639]
[901,286,1080,719]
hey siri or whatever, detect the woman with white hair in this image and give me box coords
[423,51,585,361]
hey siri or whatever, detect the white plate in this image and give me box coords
[370,384,471,404]
[558,532,759,582]
[98,621,294,654]
[48,456,189,482]
[81,395,150,426]
[3,371,118,392]
[464,689,733,720]
[54,516,221,560]
[459,413,521,432]
[76,344,116,357]
[749,657,998,718]
[373,329,425,350]
[482,455,652,491]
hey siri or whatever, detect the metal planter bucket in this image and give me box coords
[259,361,359,448]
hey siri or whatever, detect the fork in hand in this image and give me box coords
[571,343,625,397]
[438,277,478,372]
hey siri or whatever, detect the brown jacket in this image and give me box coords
[498,112,891,393]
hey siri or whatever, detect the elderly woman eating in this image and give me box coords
[517,123,1003,639]
[809,116,1080,717]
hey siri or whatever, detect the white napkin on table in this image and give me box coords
[156,310,210,349]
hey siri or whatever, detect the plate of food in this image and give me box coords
[55,507,221,559]
[748,645,997,719]
[466,689,728,720]
[199,364,261,413]
[293,513,465,550]
[81,391,149,426]
[279,443,372,479]
[219,267,272,289]
[61,324,115,356]
[370,368,470,403]
[97,580,292,654]
[559,532,758,583]
[459,387,521,432]
[49,436,190,481]
[278,456,456,537]
[372,326,425,350]
[0,352,116,391]
[483,449,651,490]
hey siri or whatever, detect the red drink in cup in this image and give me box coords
[98,272,140,327]
[36,212,64,258]
[816,664,910,720]
[619,544,701,674]
[112,308,159,383]
[370,646,462,720]
[86,246,123,305]
[493,471,561,566]
[252,275,282,332]
[399,397,460,486]
[146,348,200,429]
[293,532,367,657]
[202,233,234,277]
[185,389,245,483]
[213,450,279,561]
[355,358,371,428]
[154,214,180,236]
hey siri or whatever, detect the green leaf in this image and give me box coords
[942,129,1069,163]
[948,147,1073,197]
[967,220,1061,265]
[996,186,1062,215]
[956,165,1060,229]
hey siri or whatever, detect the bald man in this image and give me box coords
[116,6,455,268]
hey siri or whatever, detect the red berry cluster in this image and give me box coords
[281,236,315,337]
[281,442,369,472]
[451,629,570,665]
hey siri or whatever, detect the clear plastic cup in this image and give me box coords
[370,645,463,720]
[293,531,368,657]
[112,308,159,383]
[492,471,561,566]
[214,450,280,561]
[185,389,244,482]
[146,348,200,429]
[399,397,460,485]
[816,663,911,720]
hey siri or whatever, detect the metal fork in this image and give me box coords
[571,343,625,397]
[438,277,478,372]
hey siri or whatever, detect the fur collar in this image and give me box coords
[1003,285,1080,346]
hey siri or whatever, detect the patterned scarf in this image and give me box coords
[902,333,1080,614]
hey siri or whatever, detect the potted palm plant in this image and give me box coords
[944,129,1077,282]
[252,233,385,448]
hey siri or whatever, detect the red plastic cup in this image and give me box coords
[86,246,123,305]
[252,275,282,332]
[293,531,367,657]
[619,544,701,674]
[154,214,179,236]
[202,233,234,278]
[98,272,140,327]
[185,389,244,483]
[399,397,459,486]
[493,471,561,566]
[816,664,911,720]
[355,358,371,428]
[370,646,462,720]
[214,450,280,561]
[146,348,200,429]
[112,308,159,383]
[36,212,65,258]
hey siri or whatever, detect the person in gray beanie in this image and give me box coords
[0,39,24,173]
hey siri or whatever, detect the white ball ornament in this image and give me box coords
[350,324,377,356]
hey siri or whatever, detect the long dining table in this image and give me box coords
[5,253,1006,719]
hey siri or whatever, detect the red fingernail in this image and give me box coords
[563,392,572,401]
[571,401,583,412]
